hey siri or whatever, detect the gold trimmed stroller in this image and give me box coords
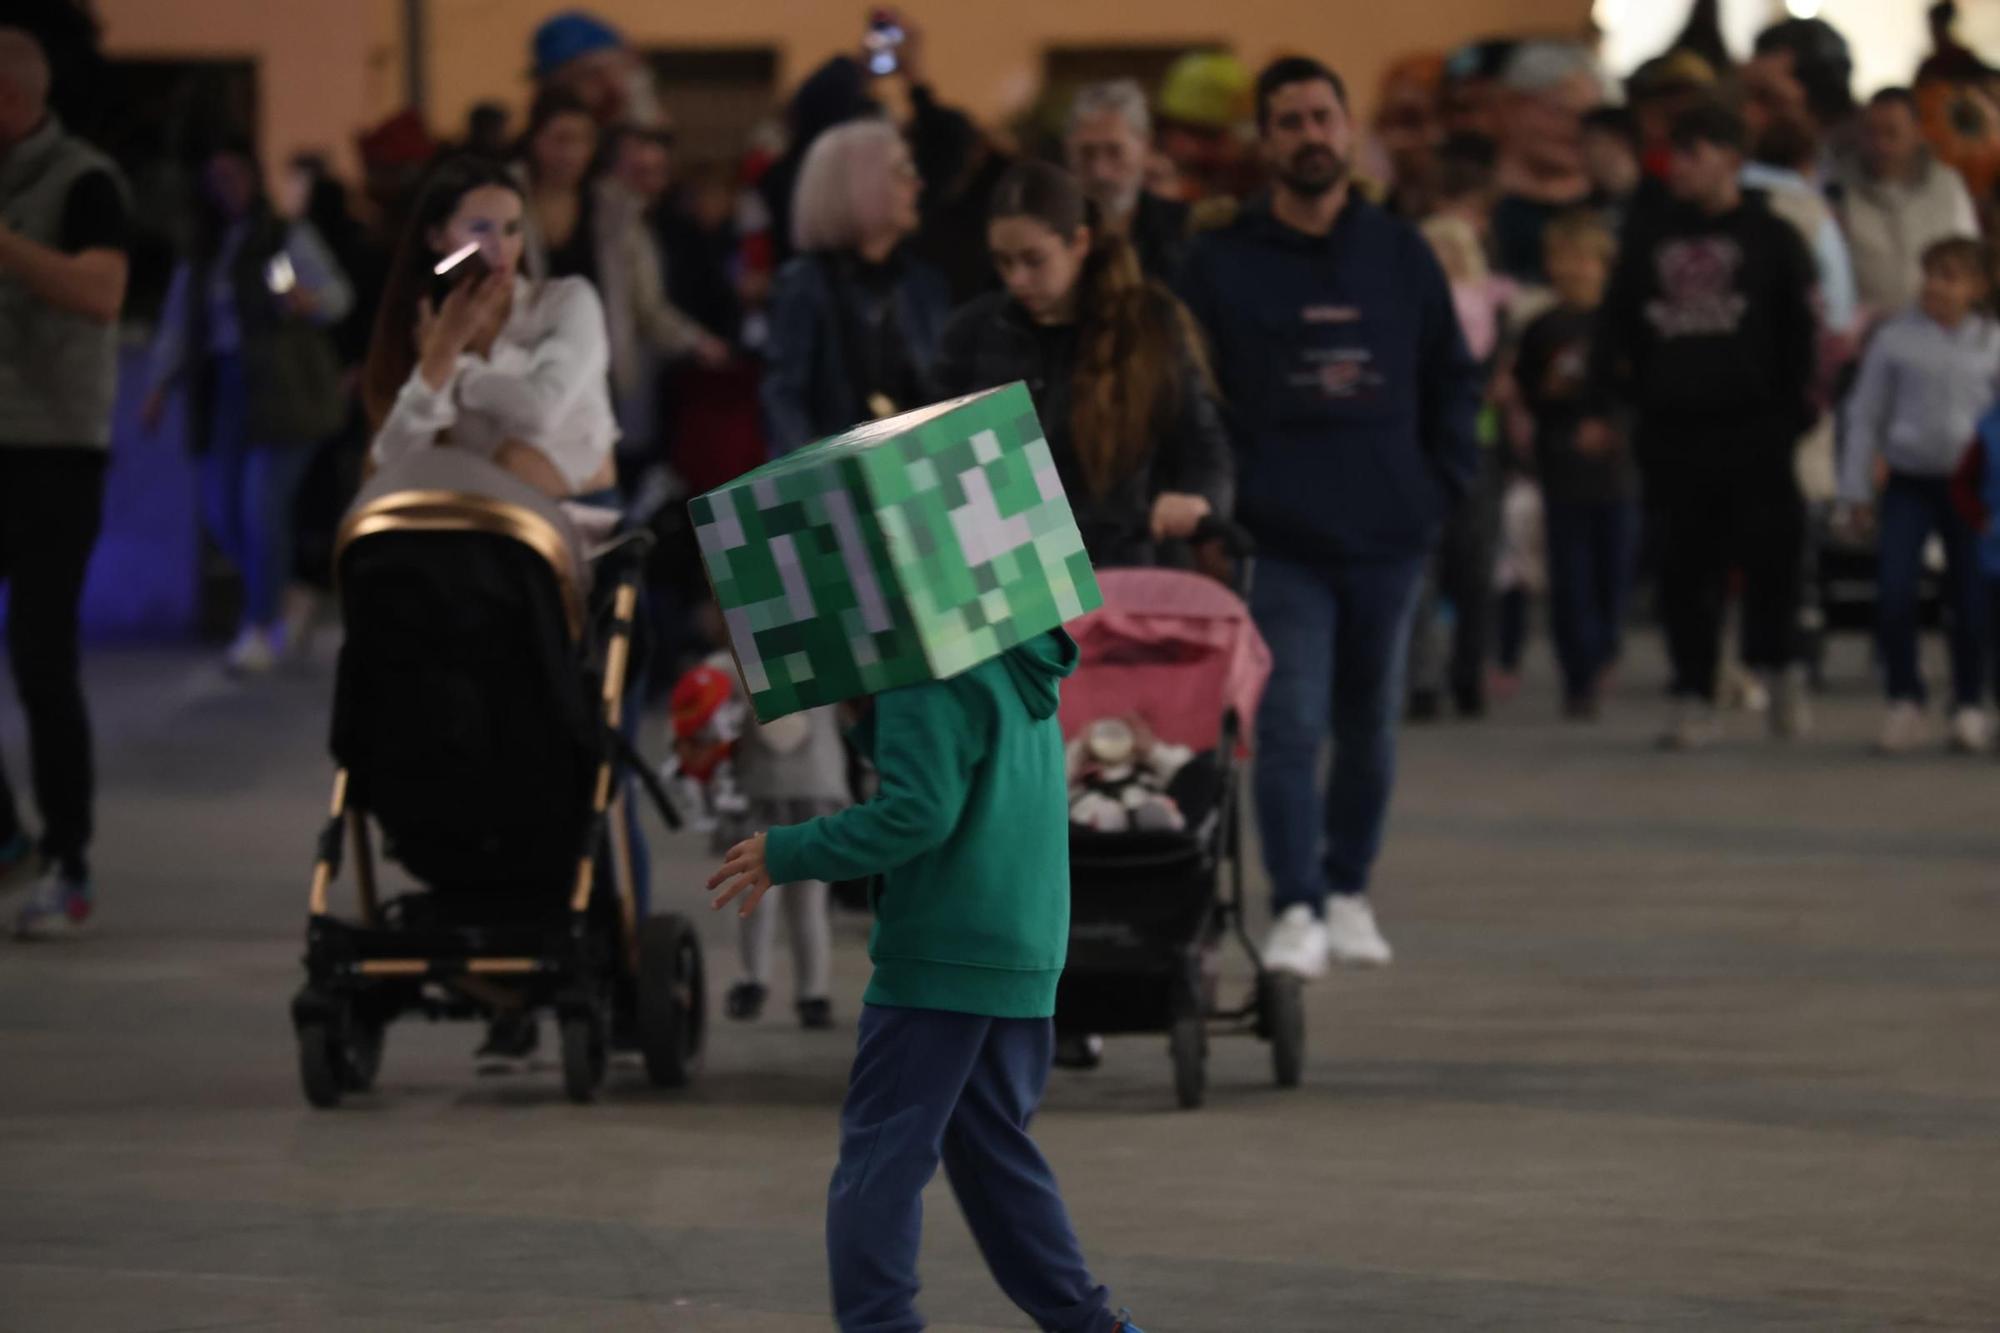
[291,450,704,1106]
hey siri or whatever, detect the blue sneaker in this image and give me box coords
[14,867,93,939]
[1112,1311,1145,1332]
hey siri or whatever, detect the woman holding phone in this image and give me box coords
[362,154,619,502]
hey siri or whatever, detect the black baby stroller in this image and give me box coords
[1055,567,1302,1109]
[290,451,705,1107]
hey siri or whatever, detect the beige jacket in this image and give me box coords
[517,167,712,405]
[1834,149,1980,316]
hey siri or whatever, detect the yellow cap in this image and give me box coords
[1158,51,1253,130]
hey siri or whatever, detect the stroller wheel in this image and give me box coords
[1169,1016,1207,1111]
[639,914,707,1088]
[560,1013,607,1104]
[1261,971,1306,1088]
[344,1019,386,1093]
[298,1024,344,1109]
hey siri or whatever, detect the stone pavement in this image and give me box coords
[1,638,1997,1331]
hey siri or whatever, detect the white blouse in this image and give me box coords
[371,276,620,492]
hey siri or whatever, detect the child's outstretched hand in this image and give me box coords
[708,834,774,917]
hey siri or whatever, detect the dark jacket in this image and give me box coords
[933,287,1234,568]
[1130,191,1193,285]
[760,249,952,453]
[1176,195,1481,565]
[1586,190,1818,467]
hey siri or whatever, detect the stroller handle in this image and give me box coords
[1187,514,1254,557]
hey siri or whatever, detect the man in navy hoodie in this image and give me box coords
[1179,56,1480,976]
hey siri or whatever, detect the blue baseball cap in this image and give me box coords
[533,11,624,77]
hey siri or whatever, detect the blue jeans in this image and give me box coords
[201,354,315,629]
[1544,499,1639,703]
[1878,473,1987,708]
[828,1005,1119,1333]
[1251,554,1425,913]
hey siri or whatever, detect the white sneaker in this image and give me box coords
[1877,701,1927,755]
[1658,700,1721,751]
[1325,895,1393,967]
[1947,706,1992,755]
[224,627,276,677]
[14,867,93,939]
[1722,664,1770,714]
[1262,904,1329,979]
[1769,667,1813,741]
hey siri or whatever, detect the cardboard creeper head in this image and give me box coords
[690,383,1102,721]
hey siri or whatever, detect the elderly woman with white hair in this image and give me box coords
[759,118,950,453]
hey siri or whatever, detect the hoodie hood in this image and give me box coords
[998,629,1078,721]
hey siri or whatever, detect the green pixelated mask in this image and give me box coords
[689,383,1102,721]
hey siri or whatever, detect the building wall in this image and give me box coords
[96,0,1592,172]
[95,0,405,179]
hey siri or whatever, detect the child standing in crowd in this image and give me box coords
[665,660,846,1027]
[1511,210,1641,719]
[1840,236,2000,754]
[707,629,1142,1333]
[724,707,847,1028]
[1408,138,1514,719]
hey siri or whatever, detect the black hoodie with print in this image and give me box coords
[1585,189,1819,467]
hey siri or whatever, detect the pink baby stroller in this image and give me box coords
[1056,567,1301,1109]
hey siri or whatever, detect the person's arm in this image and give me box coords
[1837,333,1896,505]
[145,261,194,401]
[758,261,821,454]
[283,219,354,326]
[0,224,126,325]
[368,275,510,470]
[0,168,129,324]
[1157,308,1235,521]
[1944,165,1981,238]
[1583,215,1650,420]
[1772,223,1821,435]
[628,219,722,361]
[1173,240,1246,458]
[456,279,609,440]
[762,679,987,885]
[1814,213,1859,337]
[1412,235,1481,502]
[1498,324,1540,462]
[369,363,463,472]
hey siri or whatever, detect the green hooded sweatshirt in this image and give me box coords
[764,630,1080,1019]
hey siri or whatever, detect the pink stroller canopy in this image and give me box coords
[1059,568,1271,753]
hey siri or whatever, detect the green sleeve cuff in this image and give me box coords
[763,822,811,887]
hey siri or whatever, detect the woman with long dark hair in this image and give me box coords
[144,141,353,674]
[362,153,617,501]
[932,160,1231,567]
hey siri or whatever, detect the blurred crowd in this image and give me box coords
[7,1,2000,952]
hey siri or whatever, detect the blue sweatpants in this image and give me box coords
[828,1004,1121,1333]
